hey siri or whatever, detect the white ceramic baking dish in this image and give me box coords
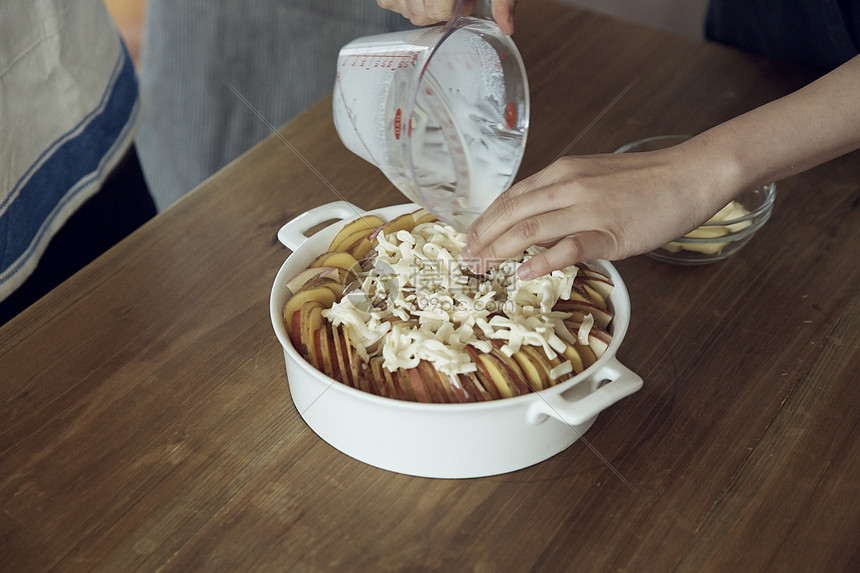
[270,201,643,478]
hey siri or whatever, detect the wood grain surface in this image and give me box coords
[2,1,858,571]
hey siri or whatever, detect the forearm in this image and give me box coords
[696,55,860,198]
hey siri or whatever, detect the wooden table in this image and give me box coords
[3,1,858,570]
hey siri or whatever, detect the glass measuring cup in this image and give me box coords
[332,10,529,232]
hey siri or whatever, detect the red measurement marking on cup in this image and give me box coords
[394,108,402,140]
[344,53,417,71]
[505,102,516,129]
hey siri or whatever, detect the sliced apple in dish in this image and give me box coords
[327,215,384,252]
[283,286,337,329]
[306,276,346,299]
[410,207,437,226]
[380,212,418,237]
[553,299,614,330]
[561,342,585,376]
[464,347,519,399]
[405,368,430,402]
[368,357,390,398]
[284,266,344,295]
[307,251,362,278]
[567,277,606,307]
[563,318,612,359]
[390,368,413,401]
[356,363,376,394]
[460,372,491,402]
[417,364,445,403]
[514,345,553,391]
[485,343,530,395]
[286,296,328,348]
[330,324,354,386]
[298,302,325,364]
[585,328,611,359]
[348,237,374,260]
[313,326,334,377]
[512,348,548,391]
[340,324,364,388]
[473,367,502,401]
[573,340,598,370]
[574,265,615,299]
[288,309,303,347]
[440,371,471,403]
[372,357,402,399]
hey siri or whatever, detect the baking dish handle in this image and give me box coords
[527,359,643,427]
[277,201,365,250]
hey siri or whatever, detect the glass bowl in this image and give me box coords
[615,135,776,266]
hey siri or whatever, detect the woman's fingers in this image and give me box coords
[465,203,583,272]
[376,0,454,25]
[464,144,730,277]
[492,0,518,35]
[516,231,616,279]
[377,0,518,33]
[466,204,620,277]
[465,161,585,264]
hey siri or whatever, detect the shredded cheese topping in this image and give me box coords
[323,222,581,376]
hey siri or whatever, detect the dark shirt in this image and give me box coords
[706,0,860,70]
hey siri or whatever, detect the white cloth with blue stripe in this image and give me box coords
[0,0,139,302]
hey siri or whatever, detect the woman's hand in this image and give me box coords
[463,137,740,279]
[376,0,518,35]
